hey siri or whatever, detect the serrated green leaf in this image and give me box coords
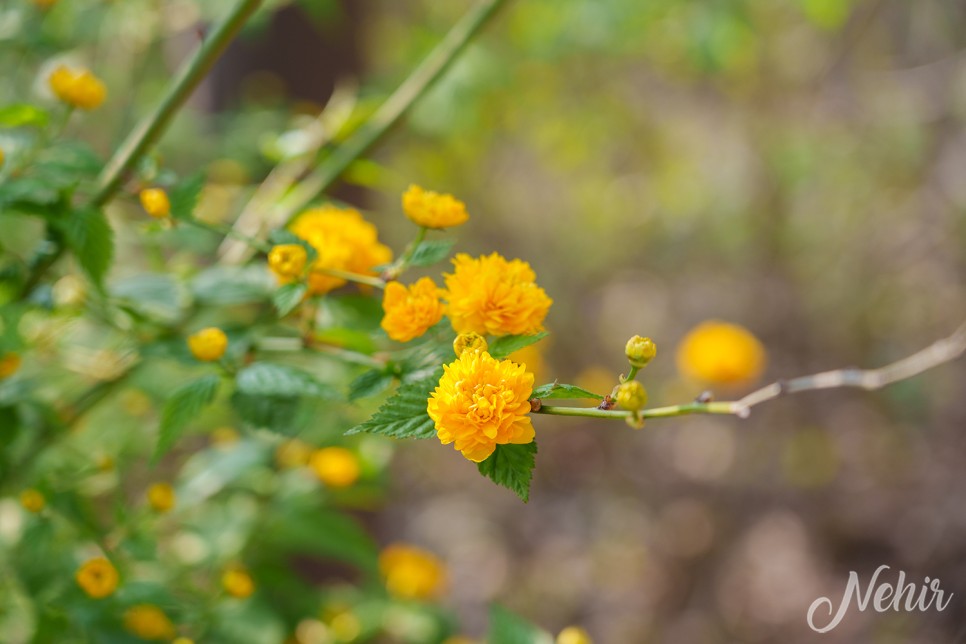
[155,374,221,460]
[531,382,604,401]
[168,173,206,220]
[0,104,49,128]
[345,369,441,438]
[488,331,549,359]
[488,605,550,644]
[273,282,307,317]
[477,442,538,502]
[407,238,456,267]
[59,207,114,288]
[235,362,338,399]
[231,392,303,433]
[347,369,394,401]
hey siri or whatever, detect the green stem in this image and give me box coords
[277,0,509,225]
[624,365,640,381]
[385,226,428,279]
[535,401,738,420]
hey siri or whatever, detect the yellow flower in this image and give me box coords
[381,277,445,342]
[20,489,45,513]
[0,353,21,379]
[676,320,766,386]
[210,426,239,447]
[379,544,446,601]
[275,438,313,469]
[428,350,535,463]
[401,184,469,229]
[453,332,487,357]
[557,626,593,644]
[290,206,392,295]
[139,188,170,218]
[123,604,175,641]
[268,244,308,282]
[615,380,647,412]
[222,567,255,599]
[48,65,107,110]
[187,327,227,362]
[309,447,360,488]
[75,557,119,599]
[443,253,552,337]
[146,482,175,513]
[625,335,657,368]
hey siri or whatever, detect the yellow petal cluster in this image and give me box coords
[20,489,45,513]
[443,253,552,337]
[267,244,308,282]
[427,350,535,463]
[309,447,360,488]
[676,320,766,385]
[380,277,444,342]
[187,327,227,362]
[48,66,106,110]
[379,544,446,601]
[222,567,255,598]
[146,482,175,513]
[139,188,170,218]
[75,557,119,599]
[290,206,391,295]
[123,604,175,641]
[402,184,469,229]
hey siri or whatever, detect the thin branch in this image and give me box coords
[535,320,966,421]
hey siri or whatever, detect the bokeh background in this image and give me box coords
[5,0,966,642]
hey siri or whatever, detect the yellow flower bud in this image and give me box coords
[309,447,361,488]
[557,626,594,644]
[75,557,119,598]
[0,353,21,379]
[19,489,45,513]
[402,184,469,229]
[268,244,308,281]
[625,335,657,368]
[187,327,227,362]
[146,482,175,513]
[379,544,446,600]
[222,567,255,599]
[275,439,312,469]
[453,332,487,357]
[139,188,171,218]
[210,426,239,447]
[123,604,175,641]
[48,65,107,110]
[616,380,647,412]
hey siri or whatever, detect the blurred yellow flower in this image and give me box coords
[123,604,175,640]
[309,447,360,488]
[676,320,766,386]
[187,327,227,362]
[379,544,446,601]
[19,489,45,513]
[443,253,552,337]
[616,380,647,412]
[442,638,478,644]
[222,567,255,599]
[0,353,21,379]
[48,65,106,110]
[290,206,391,295]
[75,557,119,599]
[139,188,170,218]
[146,482,175,513]
[401,184,469,229]
[268,244,308,282]
[32,0,58,8]
[210,426,239,447]
[381,277,444,342]
[428,350,535,462]
[557,626,593,644]
[0,147,5,168]
[171,638,194,644]
[275,439,313,469]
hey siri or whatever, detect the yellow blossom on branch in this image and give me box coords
[379,544,446,601]
[401,184,469,229]
[428,350,535,462]
[267,244,308,282]
[309,447,360,488]
[380,277,445,342]
[139,188,170,218]
[123,604,175,640]
[48,66,107,110]
[222,567,255,599]
[443,253,552,337]
[187,327,227,362]
[676,320,766,386]
[290,206,391,295]
[75,557,119,598]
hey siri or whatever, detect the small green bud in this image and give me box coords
[625,335,657,368]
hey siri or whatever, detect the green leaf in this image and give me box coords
[230,392,302,434]
[407,238,456,267]
[235,362,338,399]
[531,382,604,401]
[168,173,206,220]
[488,331,548,360]
[59,207,114,288]
[111,273,188,323]
[487,605,550,644]
[347,369,394,401]
[0,104,49,128]
[477,442,537,502]
[273,282,307,317]
[345,369,441,438]
[155,374,221,460]
[191,265,274,305]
